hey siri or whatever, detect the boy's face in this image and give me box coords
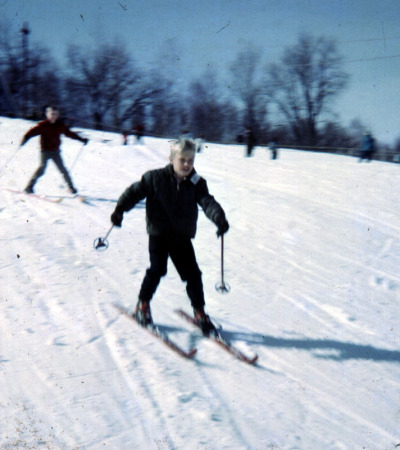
[46,108,59,123]
[170,151,195,180]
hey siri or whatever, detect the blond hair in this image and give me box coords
[170,138,197,159]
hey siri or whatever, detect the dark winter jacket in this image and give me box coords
[361,134,376,152]
[21,119,86,152]
[116,164,226,238]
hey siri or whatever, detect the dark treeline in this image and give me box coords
[0,21,399,160]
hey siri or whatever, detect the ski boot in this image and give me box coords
[194,309,216,335]
[134,299,153,326]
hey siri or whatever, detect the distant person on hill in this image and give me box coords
[20,106,88,194]
[180,129,193,140]
[359,132,376,163]
[122,130,129,145]
[133,123,145,143]
[110,138,229,333]
[268,141,279,160]
[245,126,256,157]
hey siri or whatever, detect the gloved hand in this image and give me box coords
[215,215,229,237]
[111,207,124,227]
[82,138,89,146]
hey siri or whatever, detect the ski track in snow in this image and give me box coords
[1,118,400,449]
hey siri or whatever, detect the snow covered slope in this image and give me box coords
[1,117,399,449]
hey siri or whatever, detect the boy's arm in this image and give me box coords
[111,175,149,227]
[62,124,88,145]
[196,180,229,236]
[20,123,42,146]
[117,179,147,211]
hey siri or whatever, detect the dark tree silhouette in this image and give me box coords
[65,41,147,130]
[265,33,349,145]
[230,46,268,141]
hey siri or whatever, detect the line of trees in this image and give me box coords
[0,21,398,157]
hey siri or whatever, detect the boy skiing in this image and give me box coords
[20,106,88,194]
[110,138,229,333]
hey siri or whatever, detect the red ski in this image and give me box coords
[4,188,63,203]
[113,304,197,360]
[175,309,258,365]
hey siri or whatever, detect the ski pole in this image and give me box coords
[215,234,230,293]
[93,225,114,251]
[69,142,86,173]
[0,147,20,177]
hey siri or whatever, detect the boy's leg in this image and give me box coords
[25,152,50,191]
[51,152,75,189]
[138,236,169,302]
[169,238,205,311]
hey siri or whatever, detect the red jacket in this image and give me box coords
[21,119,85,152]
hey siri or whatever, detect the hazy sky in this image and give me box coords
[1,0,399,144]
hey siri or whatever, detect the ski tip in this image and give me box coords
[187,348,198,358]
[248,354,259,365]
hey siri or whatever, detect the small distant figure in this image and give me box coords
[180,129,193,139]
[268,141,278,160]
[195,136,204,153]
[133,124,145,144]
[20,105,88,194]
[245,127,256,157]
[122,131,129,145]
[359,132,376,163]
[236,133,244,144]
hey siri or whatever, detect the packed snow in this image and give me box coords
[1,117,399,449]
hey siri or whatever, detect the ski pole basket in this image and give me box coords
[93,225,114,251]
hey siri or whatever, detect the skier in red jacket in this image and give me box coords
[20,106,88,194]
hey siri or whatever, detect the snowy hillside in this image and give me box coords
[1,117,399,449]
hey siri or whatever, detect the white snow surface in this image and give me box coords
[1,117,399,449]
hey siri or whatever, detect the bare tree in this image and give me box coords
[65,41,150,130]
[230,46,268,141]
[265,33,349,145]
[187,69,234,142]
[27,47,62,117]
[0,22,21,115]
[318,121,354,148]
[0,21,61,117]
[144,74,182,137]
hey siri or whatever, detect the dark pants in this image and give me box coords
[26,151,74,189]
[359,150,373,162]
[246,144,254,157]
[139,235,205,310]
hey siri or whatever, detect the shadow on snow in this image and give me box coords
[223,331,400,363]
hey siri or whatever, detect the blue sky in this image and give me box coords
[1,0,399,144]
